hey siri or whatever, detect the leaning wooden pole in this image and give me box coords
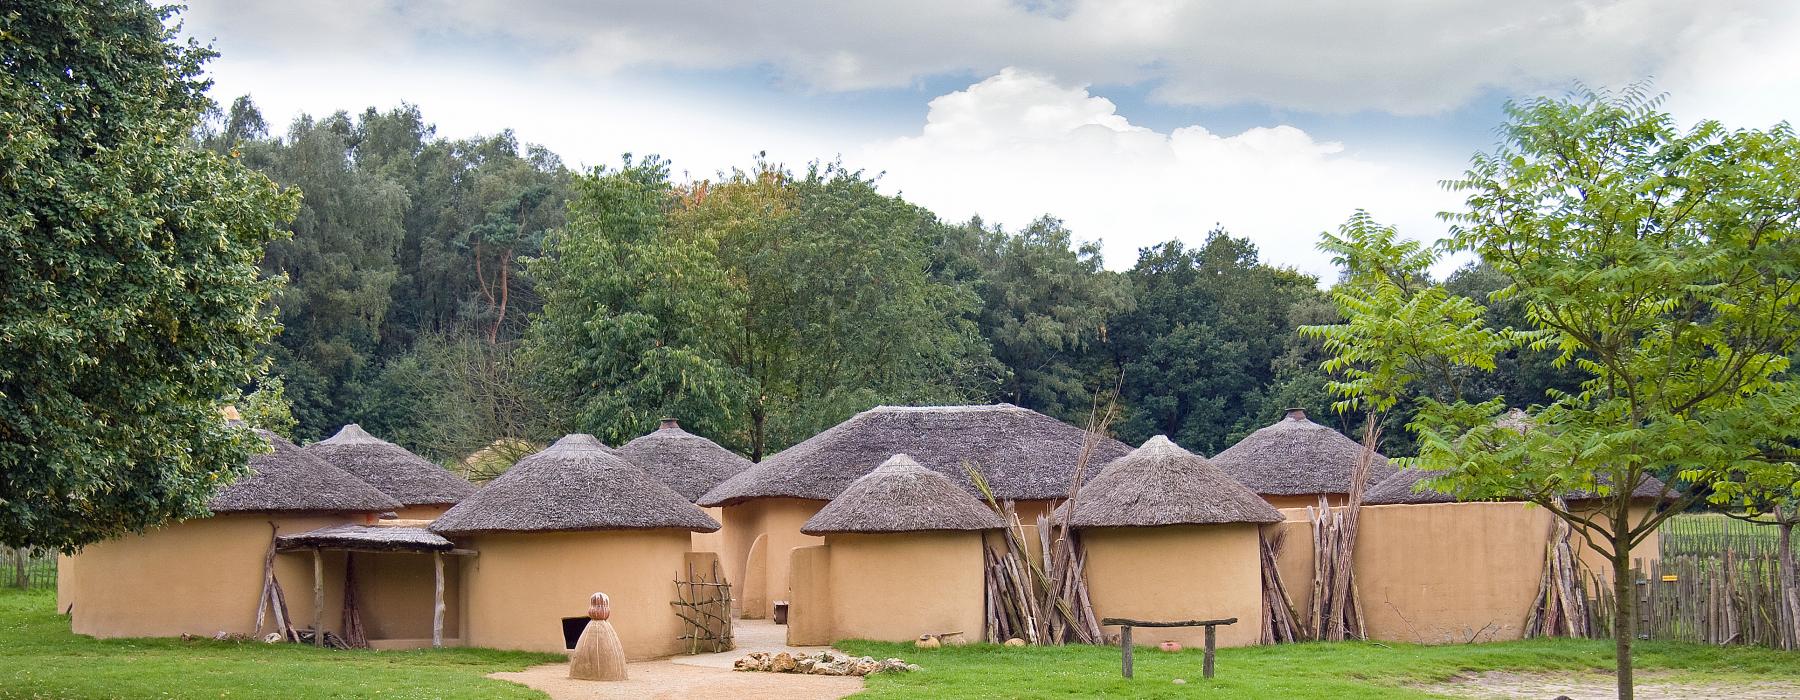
[433,552,446,649]
[312,548,325,647]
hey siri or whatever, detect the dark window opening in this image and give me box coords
[561,617,586,650]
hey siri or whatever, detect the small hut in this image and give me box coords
[67,431,400,640]
[1209,408,1397,510]
[1065,436,1282,649]
[617,418,753,553]
[787,454,1003,645]
[430,434,719,659]
[697,403,1131,619]
[305,424,474,519]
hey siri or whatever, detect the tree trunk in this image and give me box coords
[750,404,766,463]
[13,547,26,590]
[1611,516,1634,700]
[1778,511,1798,651]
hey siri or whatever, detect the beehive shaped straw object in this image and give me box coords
[568,592,627,681]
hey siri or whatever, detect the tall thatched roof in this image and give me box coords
[616,418,753,502]
[699,404,1133,507]
[430,434,719,536]
[209,431,402,514]
[1209,409,1397,497]
[801,454,1005,535]
[1061,436,1282,528]
[304,424,474,507]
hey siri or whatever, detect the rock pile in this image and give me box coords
[732,650,920,676]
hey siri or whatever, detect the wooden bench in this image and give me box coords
[1101,617,1237,679]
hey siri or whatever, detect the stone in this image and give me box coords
[1003,637,1027,647]
[849,659,882,676]
[771,652,798,673]
[1172,678,1187,685]
[733,652,773,672]
[905,664,922,672]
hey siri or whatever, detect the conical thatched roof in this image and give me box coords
[430,434,719,536]
[1209,409,1397,497]
[616,418,753,502]
[304,424,474,507]
[209,431,402,514]
[700,404,1132,507]
[1061,436,1282,528]
[801,454,1006,535]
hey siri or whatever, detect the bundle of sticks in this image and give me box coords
[1260,527,1305,644]
[1308,496,1367,641]
[975,494,1104,645]
[1523,497,1593,638]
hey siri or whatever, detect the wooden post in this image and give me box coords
[432,552,445,648]
[1120,625,1133,678]
[312,548,324,647]
[1204,624,1217,678]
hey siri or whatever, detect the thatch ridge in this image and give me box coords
[430,434,719,535]
[801,454,1006,535]
[616,420,753,502]
[1062,436,1282,528]
[305,424,475,506]
[209,431,402,514]
[1209,410,1397,496]
[698,403,1133,506]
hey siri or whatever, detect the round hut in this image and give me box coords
[616,418,752,553]
[697,403,1132,619]
[66,430,400,640]
[1064,435,1282,649]
[786,454,1003,645]
[429,434,719,659]
[1209,408,1398,510]
[305,424,474,520]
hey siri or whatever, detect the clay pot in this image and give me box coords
[915,635,941,649]
[1158,641,1182,653]
[588,592,611,621]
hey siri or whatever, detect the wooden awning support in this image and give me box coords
[432,552,445,649]
[1101,617,1237,680]
[312,548,325,647]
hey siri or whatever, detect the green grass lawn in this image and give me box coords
[0,589,560,699]
[839,635,1800,699]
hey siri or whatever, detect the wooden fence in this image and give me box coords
[2,547,57,591]
[1586,516,1796,650]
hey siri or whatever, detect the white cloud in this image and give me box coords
[858,69,1462,277]
[181,0,1783,116]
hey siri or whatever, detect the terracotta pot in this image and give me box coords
[588,592,611,621]
[1158,641,1182,653]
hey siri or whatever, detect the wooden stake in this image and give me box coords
[432,552,445,649]
[1119,625,1133,678]
[311,548,325,647]
[1204,623,1217,678]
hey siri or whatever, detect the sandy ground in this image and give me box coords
[488,619,864,700]
[1424,670,1800,699]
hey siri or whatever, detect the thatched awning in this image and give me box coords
[276,524,455,553]
[801,454,1005,535]
[209,431,402,514]
[1062,436,1282,528]
[430,434,720,536]
[1209,409,1397,497]
[617,419,752,502]
[305,424,474,507]
[699,404,1133,507]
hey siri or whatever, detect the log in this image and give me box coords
[433,552,445,648]
[1204,624,1217,679]
[312,548,324,647]
[1119,624,1133,678]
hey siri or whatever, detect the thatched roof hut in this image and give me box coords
[430,434,719,536]
[208,431,402,514]
[616,418,753,502]
[305,424,474,507]
[699,404,1132,507]
[801,454,1005,535]
[1209,409,1396,497]
[1062,436,1282,527]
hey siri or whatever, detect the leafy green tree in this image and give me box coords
[236,375,298,437]
[0,1,298,549]
[1415,89,1800,699]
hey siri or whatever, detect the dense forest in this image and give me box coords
[205,98,1577,466]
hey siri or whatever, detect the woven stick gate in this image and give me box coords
[671,559,734,653]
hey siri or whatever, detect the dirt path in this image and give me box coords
[488,619,864,700]
[490,660,862,700]
[1425,670,1800,699]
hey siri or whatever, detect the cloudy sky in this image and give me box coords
[178,1,1800,278]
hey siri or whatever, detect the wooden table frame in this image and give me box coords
[1101,617,1237,679]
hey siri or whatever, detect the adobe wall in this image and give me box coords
[690,505,727,556]
[717,498,825,619]
[349,551,461,644]
[458,529,693,659]
[786,532,987,645]
[64,514,353,639]
[785,545,834,645]
[1081,523,1264,649]
[1268,501,1663,644]
[392,504,452,520]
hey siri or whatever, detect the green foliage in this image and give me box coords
[0,1,298,550]
[0,590,557,698]
[236,375,298,437]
